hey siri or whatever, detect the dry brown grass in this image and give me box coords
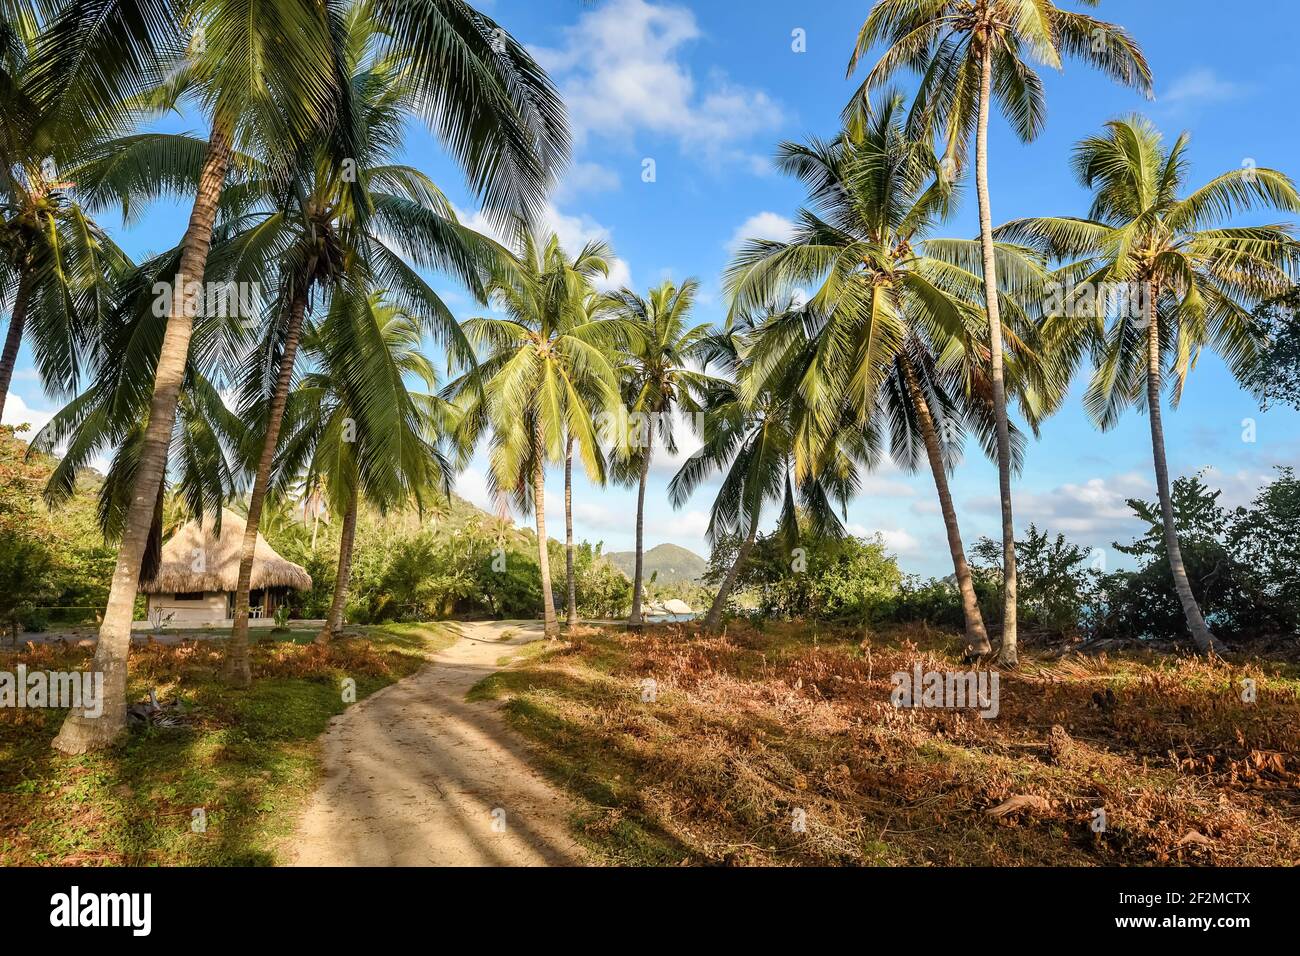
[472,620,1300,866]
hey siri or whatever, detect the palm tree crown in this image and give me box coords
[999,115,1300,652]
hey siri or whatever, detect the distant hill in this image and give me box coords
[604,543,708,584]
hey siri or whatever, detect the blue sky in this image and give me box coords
[6,0,1299,576]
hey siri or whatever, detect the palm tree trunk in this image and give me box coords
[976,44,1019,667]
[900,356,991,656]
[316,485,358,645]
[1143,283,1222,654]
[533,435,559,638]
[564,434,578,627]
[226,266,315,686]
[628,421,654,626]
[53,126,232,754]
[703,520,758,632]
[0,273,31,422]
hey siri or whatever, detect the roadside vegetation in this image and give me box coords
[0,623,456,864]
[472,622,1300,866]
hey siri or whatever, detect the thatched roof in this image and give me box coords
[139,509,312,594]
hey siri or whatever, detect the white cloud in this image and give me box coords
[647,408,705,477]
[968,471,1152,539]
[455,466,495,512]
[2,392,53,440]
[532,0,783,164]
[726,211,795,254]
[455,202,633,293]
[665,509,711,538]
[553,161,622,202]
[1161,69,1247,106]
[1198,465,1276,510]
[847,522,923,556]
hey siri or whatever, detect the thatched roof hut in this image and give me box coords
[139,508,312,595]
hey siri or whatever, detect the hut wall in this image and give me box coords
[146,592,228,625]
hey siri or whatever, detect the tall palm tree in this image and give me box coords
[670,322,873,632]
[726,94,1048,656]
[32,246,249,565]
[448,233,621,638]
[847,0,1152,665]
[563,290,614,626]
[997,116,1300,653]
[209,7,502,685]
[274,288,454,643]
[604,279,714,626]
[41,0,569,751]
[0,14,130,420]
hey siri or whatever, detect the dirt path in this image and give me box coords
[289,621,587,866]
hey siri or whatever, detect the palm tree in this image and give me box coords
[448,233,622,638]
[42,0,568,751]
[274,288,454,643]
[670,322,873,632]
[32,247,248,568]
[210,7,502,685]
[563,290,614,627]
[0,15,130,420]
[847,0,1153,665]
[726,94,1048,656]
[604,280,714,626]
[997,116,1300,653]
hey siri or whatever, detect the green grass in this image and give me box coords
[0,621,458,865]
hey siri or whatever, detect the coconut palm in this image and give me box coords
[846,0,1152,665]
[726,94,1049,656]
[32,245,249,560]
[274,288,455,643]
[562,290,615,626]
[42,0,569,751]
[447,233,622,638]
[205,7,503,685]
[0,16,131,420]
[670,321,874,632]
[603,279,714,626]
[997,116,1300,653]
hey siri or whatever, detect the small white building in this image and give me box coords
[136,509,312,629]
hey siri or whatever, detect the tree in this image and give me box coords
[1246,285,1300,410]
[670,323,870,632]
[39,0,356,753]
[563,291,615,627]
[999,116,1300,653]
[212,6,500,685]
[847,0,1152,665]
[0,14,130,420]
[32,248,248,559]
[41,0,569,751]
[725,94,1047,655]
[448,233,622,638]
[274,289,454,643]
[604,279,713,626]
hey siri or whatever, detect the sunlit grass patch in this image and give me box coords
[470,620,1300,866]
[0,623,454,865]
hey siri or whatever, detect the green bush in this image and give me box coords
[707,524,903,624]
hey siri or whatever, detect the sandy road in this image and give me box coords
[289,620,586,866]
